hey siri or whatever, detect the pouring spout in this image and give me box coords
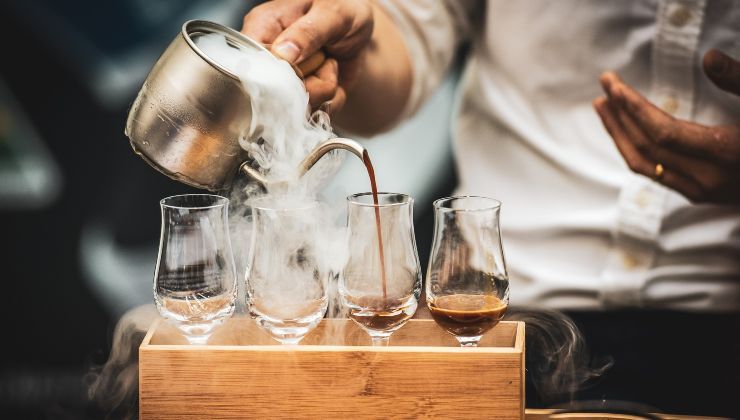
[239,137,365,188]
[298,138,366,176]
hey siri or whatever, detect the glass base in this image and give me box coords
[170,319,227,346]
[254,308,325,345]
[159,303,233,346]
[184,334,211,345]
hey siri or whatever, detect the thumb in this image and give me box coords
[703,49,740,96]
[271,3,350,64]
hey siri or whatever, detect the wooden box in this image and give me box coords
[140,317,525,419]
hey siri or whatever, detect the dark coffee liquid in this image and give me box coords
[362,150,388,299]
[349,306,413,331]
[428,294,507,338]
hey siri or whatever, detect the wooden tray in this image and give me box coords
[140,317,525,419]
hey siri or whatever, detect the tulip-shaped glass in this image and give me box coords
[426,196,509,347]
[340,193,421,346]
[154,194,237,345]
[246,198,328,344]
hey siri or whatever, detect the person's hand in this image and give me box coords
[594,49,740,204]
[242,0,374,113]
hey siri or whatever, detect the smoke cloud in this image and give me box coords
[195,32,351,320]
[86,305,158,419]
[506,307,613,405]
[195,32,344,193]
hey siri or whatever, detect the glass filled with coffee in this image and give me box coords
[426,196,509,347]
[340,192,421,346]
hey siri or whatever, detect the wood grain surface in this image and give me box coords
[140,317,525,419]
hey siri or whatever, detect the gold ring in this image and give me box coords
[654,163,664,180]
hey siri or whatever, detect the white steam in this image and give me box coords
[506,308,614,404]
[86,305,158,419]
[194,33,350,318]
[195,33,343,192]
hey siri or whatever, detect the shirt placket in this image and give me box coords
[600,0,705,308]
[649,0,706,119]
[601,176,667,308]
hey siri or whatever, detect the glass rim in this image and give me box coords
[160,194,229,210]
[347,192,413,208]
[249,195,320,212]
[433,195,501,212]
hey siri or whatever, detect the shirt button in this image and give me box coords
[621,253,641,270]
[635,189,651,209]
[661,96,679,114]
[669,6,692,27]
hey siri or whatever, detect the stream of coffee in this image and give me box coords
[362,150,388,300]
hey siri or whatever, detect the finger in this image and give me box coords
[272,2,354,63]
[610,98,718,181]
[594,96,652,174]
[241,0,312,44]
[612,101,726,198]
[593,97,704,200]
[323,86,347,115]
[305,58,339,108]
[297,50,326,77]
[242,11,284,44]
[600,71,721,159]
[600,71,675,136]
[703,49,740,96]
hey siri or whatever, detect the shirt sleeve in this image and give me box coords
[375,0,480,118]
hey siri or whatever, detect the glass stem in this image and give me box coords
[456,335,482,347]
[371,336,390,346]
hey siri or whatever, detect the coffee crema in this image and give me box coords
[428,294,508,338]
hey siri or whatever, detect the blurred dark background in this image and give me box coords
[2,1,739,419]
[0,1,457,417]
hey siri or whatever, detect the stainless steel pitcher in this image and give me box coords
[125,20,364,191]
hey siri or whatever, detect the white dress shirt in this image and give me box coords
[379,0,740,311]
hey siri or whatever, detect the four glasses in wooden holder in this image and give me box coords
[145,194,521,418]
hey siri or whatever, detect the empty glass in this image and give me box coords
[154,194,237,345]
[426,196,509,347]
[246,197,328,344]
[340,193,421,346]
